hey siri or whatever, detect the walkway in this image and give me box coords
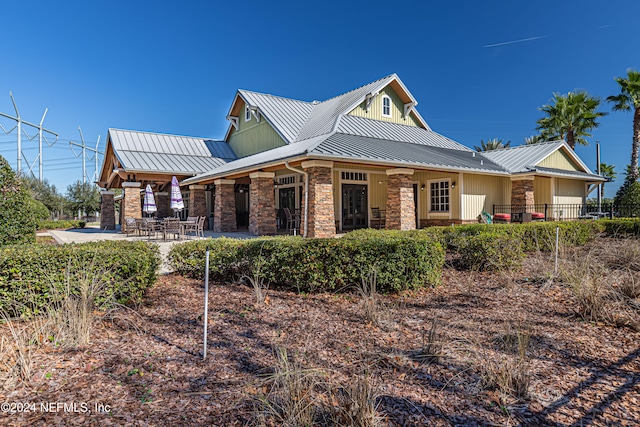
[43,226,255,274]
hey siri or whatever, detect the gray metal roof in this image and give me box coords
[312,133,506,173]
[238,90,314,143]
[183,131,507,184]
[295,74,400,142]
[337,115,471,151]
[109,128,236,174]
[480,140,568,173]
[527,166,605,181]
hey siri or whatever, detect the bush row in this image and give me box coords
[37,219,86,230]
[0,241,160,315]
[169,235,444,293]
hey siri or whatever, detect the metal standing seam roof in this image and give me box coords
[109,128,236,174]
[337,115,471,151]
[527,166,605,181]
[238,90,315,143]
[480,140,569,173]
[312,133,506,173]
[294,74,400,142]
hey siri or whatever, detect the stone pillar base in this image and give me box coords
[100,191,116,230]
[385,168,415,230]
[213,179,237,232]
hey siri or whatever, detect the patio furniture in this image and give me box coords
[283,207,297,233]
[370,207,386,229]
[124,217,138,236]
[183,216,203,239]
[196,216,206,238]
[493,213,510,223]
[531,212,545,221]
[137,218,160,240]
[163,217,182,241]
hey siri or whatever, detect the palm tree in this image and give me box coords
[474,138,511,152]
[524,135,544,145]
[607,69,640,182]
[536,91,607,150]
[597,162,617,200]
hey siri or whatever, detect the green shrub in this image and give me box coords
[600,218,640,237]
[456,232,525,271]
[0,241,160,315]
[169,234,444,293]
[0,155,37,246]
[37,219,87,230]
[29,198,50,221]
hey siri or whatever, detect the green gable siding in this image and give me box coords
[348,87,421,127]
[536,150,581,171]
[228,107,286,157]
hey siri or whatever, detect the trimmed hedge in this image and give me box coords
[0,155,37,246]
[599,218,640,237]
[0,241,160,315]
[38,219,87,230]
[169,235,444,293]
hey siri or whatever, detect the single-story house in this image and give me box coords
[97,73,605,236]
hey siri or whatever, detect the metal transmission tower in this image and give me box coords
[0,92,58,180]
[69,127,102,185]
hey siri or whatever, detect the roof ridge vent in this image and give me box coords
[472,152,476,157]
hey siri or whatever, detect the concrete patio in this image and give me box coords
[43,226,255,274]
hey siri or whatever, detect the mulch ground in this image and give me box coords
[1,242,639,426]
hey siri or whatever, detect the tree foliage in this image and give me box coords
[474,138,511,152]
[607,69,640,182]
[597,163,617,201]
[536,91,607,150]
[66,181,101,216]
[0,155,37,245]
[21,176,66,218]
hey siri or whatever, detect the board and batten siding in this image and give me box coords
[533,176,552,205]
[536,150,581,171]
[348,87,421,127]
[554,178,585,204]
[413,171,460,220]
[228,106,286,158]
[461,174,511,220]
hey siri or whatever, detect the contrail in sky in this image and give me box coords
[484,36,547,48]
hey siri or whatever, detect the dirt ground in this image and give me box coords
[1,241,639,426]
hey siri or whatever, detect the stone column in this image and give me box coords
[249,172,276,236]
[122,182,141,233]
[301,160,336,238]
[510,176,535,212]
[155,192,170,219]
[213,179,237,232]
[99,191,116,230]
[189,185,207,219]
[385,168,416,230]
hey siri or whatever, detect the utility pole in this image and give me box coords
[69,127,102,185]
[0,92,58,180]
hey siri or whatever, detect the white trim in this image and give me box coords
[413,180,420,228]
[245,105,251,122]
[382,95,392,117]
[365,91,379,112]
[404,102,416,118]
[458,172,464,221]
[226,115,238,131]
[427,178,452,219]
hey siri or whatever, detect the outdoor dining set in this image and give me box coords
[124,216,206,241]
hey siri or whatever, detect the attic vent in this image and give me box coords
[341,172,367,181]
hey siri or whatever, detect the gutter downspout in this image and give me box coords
[285,161,308,238]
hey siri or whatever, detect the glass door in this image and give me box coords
[342,184,368,229]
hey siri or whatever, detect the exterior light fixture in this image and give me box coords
[420,184,425,191]
[451,182,456,189]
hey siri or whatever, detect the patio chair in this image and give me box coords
[124,217,138,236]
[370,207,386,229]
[197,216,206,238]
[163,217,182,241]
[137,218,159,240]
[283,207,294,232]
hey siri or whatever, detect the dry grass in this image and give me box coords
[559,240,640,330]
[330,374,382,427]
[356,269,379,325]
[254,346,320,426]
[478,321,532,405]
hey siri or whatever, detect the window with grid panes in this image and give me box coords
[430,180,450,212]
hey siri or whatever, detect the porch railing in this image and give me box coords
[492,203,640,221]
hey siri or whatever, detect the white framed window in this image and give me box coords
[245,105,251,122]
[382,95,392,117]
[429,179,450,212]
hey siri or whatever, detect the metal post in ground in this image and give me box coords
[203,248,210,360]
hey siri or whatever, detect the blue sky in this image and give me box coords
[0,0,638,198]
